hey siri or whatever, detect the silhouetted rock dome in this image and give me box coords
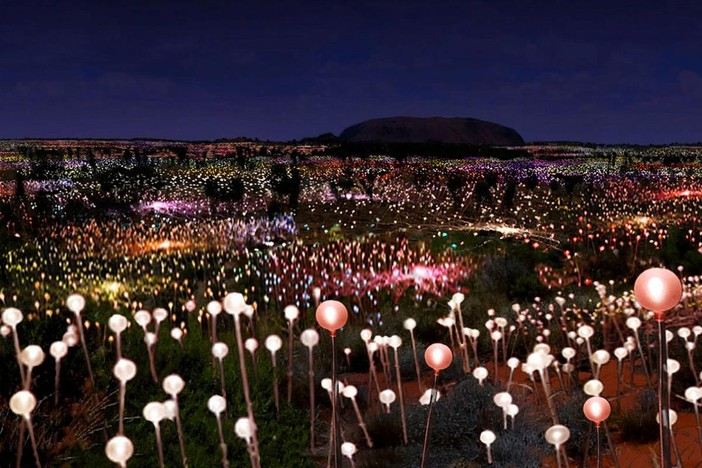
[339,116,524,145]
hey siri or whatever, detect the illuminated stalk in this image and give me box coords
[76,318,95,386]
[215,414,229,468]
[392,346,408,444]
[234,315,260,468]
[308,344,315,453]
[420,374,439,468]
[287,321,295,404]
[409,329,423,393]
[658,319,671,468]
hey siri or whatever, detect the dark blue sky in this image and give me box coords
[2,0,701,143]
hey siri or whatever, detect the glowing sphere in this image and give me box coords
[634,268,682,315]
[20,345,45,368]
[577,325,594,339]
[152,308,168,323]
[583,396,611,426]
[493,392,512,409]
[66,294,86,314]
[424,343,452,374]
[10,390,36,417]
[403,318,417,331]
[389,335,402,348]
[223,293,247,316]
[545,424,570,447]
[105,435,134,465]
[342,385,358,399]
[300,329,319,348]
[134,311,151,329]
[583,379,604,397]
[2,308,23,327]
[284,305,300,322]
[50,341,68,360]
[315,300,348,334]
[507,357,520,369]
[207,395,227,415]
[591,350,610,366]
[379,389,396,406]
[360,329,372,342]
[170,328,183,341]
[473,366,489,383]
[143,402,166,423]
[613,347,627,360]
[212,342,229,359]
[207,301,222,316]
[480,430,496,445]
[245,338,259,353]
[264,335,283,353]
[109,314,128,334]
[235,417,256,441]
[562,347,576,360]
[341,442,357,459]
[163,374,185,396]
[113,358,137,382]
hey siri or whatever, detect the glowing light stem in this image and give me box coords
[492,340,499,385]
[215,413,229,468]
[693,401,702,451]
[409,328,423,393]
[271,353,280,416]
[25,416,41,468]
[538,368,558,425]
[349,397,372,448]
[172,395,188,468]
[154,424,165,468]
[687,347,699,386]
[634,332,652,386]
[420,373,439,468]
[286,321,295,404]
[596,424,601,468]
[657,319,672,468]
[330,334,341,468]
[616,359,622,413]
[118,382,126,434]
[218,358,227,400]
[76,317,95,387]
[148,343,158,383]
[307,344,315,453]
[392,346,408,444]
[54,359,61,405]
[234,314,260,468]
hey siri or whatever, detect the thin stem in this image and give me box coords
[331,335,341,468]
[234,315,260,468]
[271,355,279,416]
[658,319,671,468]
[351,398,372,447]
[308,347,315,454]
[596,425,601,468]
[174,397,188,468]
[26,417,41,468]
[420,374,439,468]
[410,331,423,393]
[155,424,165,468]
[393,347,408,444]
[215,415,229,468]
[287,322,294,404]
[54,360,61,405]
[76,317,95,386]
[218,358,227,400]
[119,382,126,434]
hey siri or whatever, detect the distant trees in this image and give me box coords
[204,177,245,214]
[268,163,302,215]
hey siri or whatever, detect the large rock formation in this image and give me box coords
[339,116,524,145]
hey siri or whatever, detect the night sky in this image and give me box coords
[2,0,701,144]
